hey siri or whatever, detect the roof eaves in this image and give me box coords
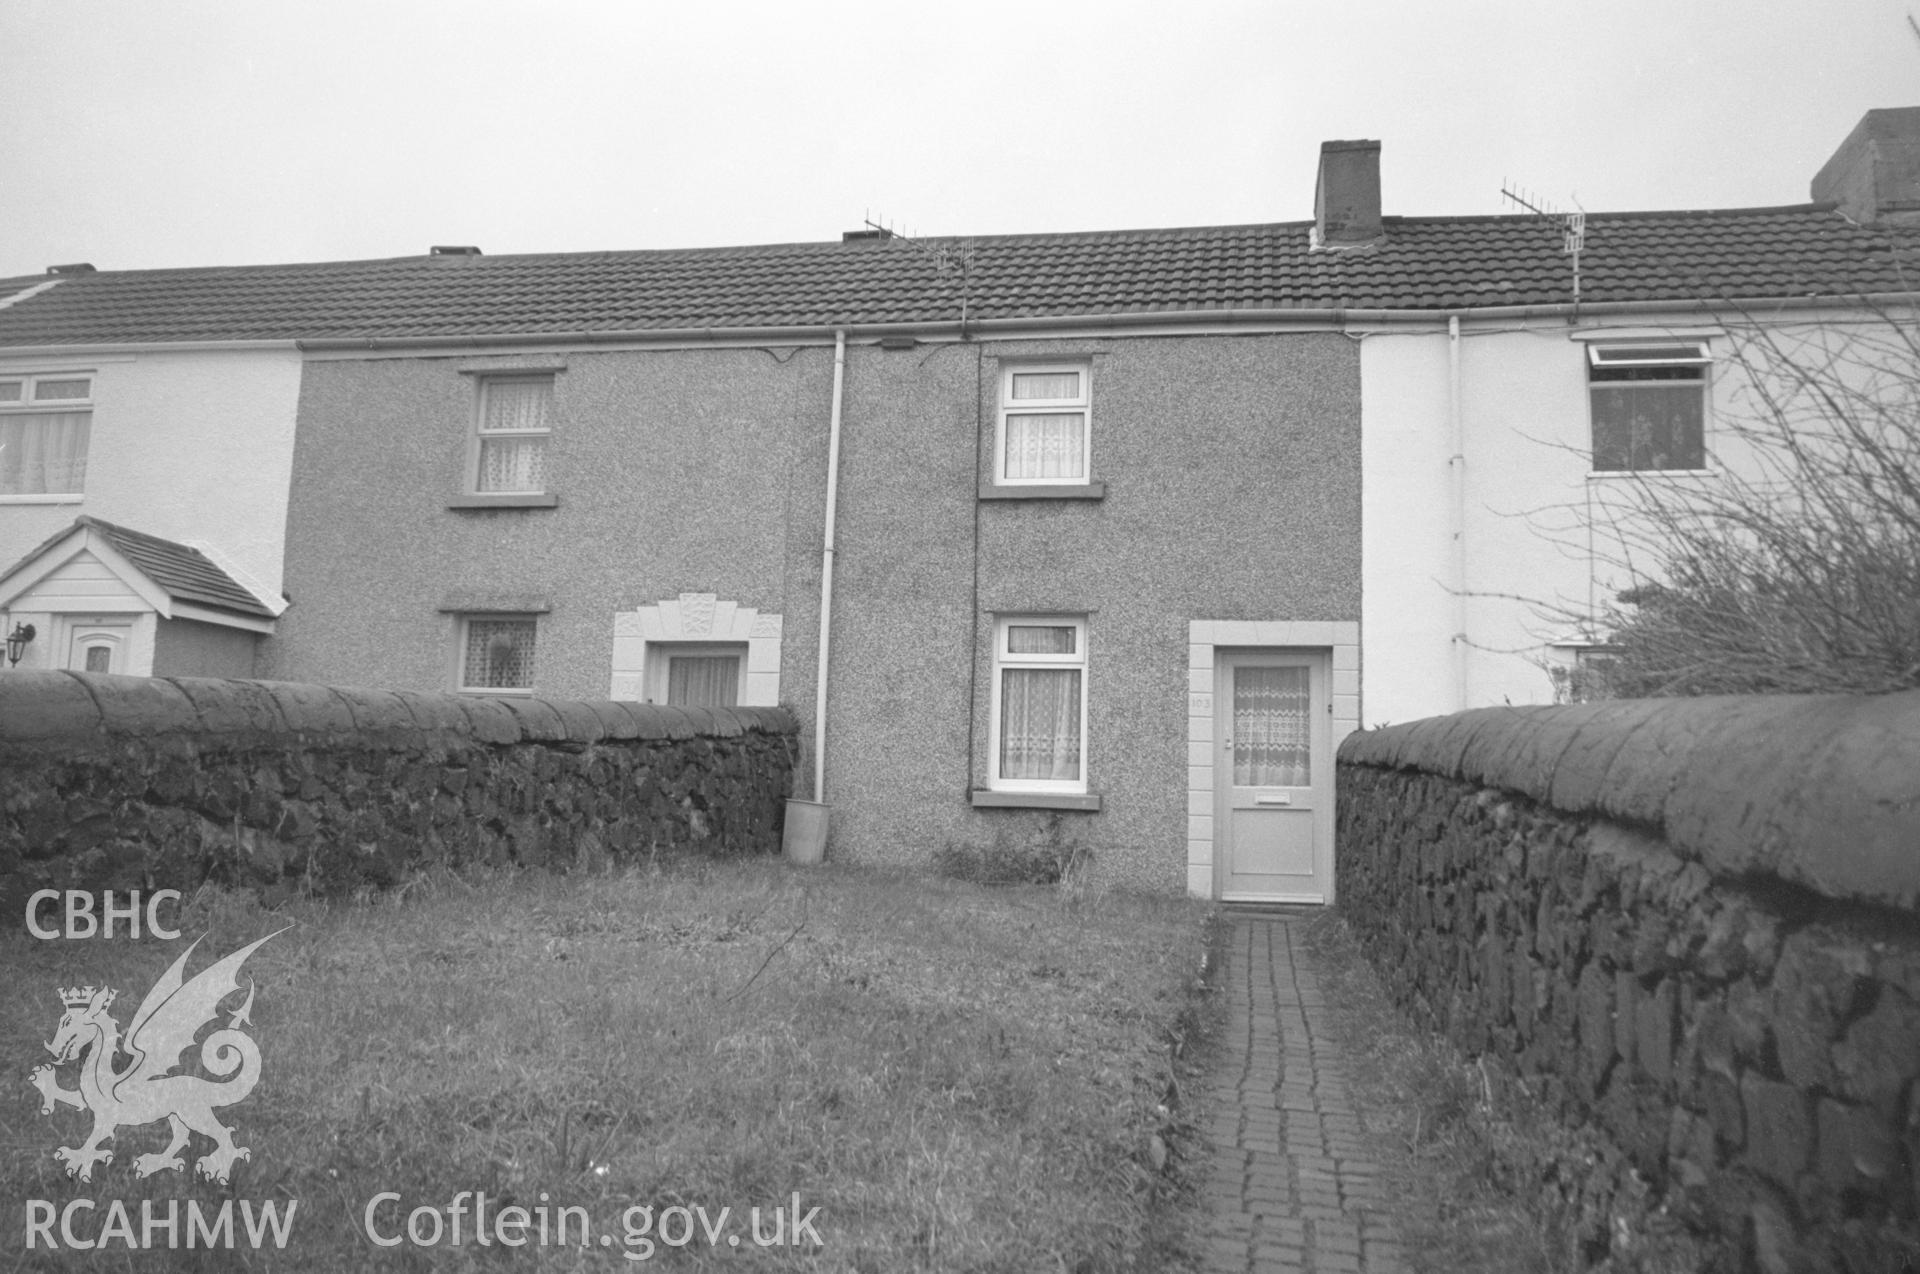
[0,338,302,356]
[0,516,88,600]
[72,516,277,620]
[168,596,278,622]
[290,287,1920,352]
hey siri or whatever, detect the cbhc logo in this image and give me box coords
[25,891,183,940]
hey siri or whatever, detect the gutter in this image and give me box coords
[278,291,1920,353]
[0,339,302,358]
[2,292,1913,361]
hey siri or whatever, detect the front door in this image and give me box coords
[1216,650,1332,903]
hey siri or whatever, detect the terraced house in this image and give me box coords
[3,110,1917,899]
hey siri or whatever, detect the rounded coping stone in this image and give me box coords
[387,688,473,735]
[644,704,699,740]
[1391,707,1498,778]
[600,701,668,740]
[1592,696,1818,832]
[1663,692,1920,909]
[1343,691,1920,910]
[457,696,522,745]
[543,699,608,742]
[740,705,799,735]
[0,671,105,747]
[1339,720,1400,766]
[586,700,640,739]
[609,703,677,740]
[675,706,718,737]
[166,676,288,738]
[72,671,200,737]
[1487,700,1623,801]
[326,685,424,740]
[1456,706,1577,794]
[693,707,745,738]
[255,679,359,736]
[496,696,567,741]
[1341,717,1408,768]
[1547,700,1673,811]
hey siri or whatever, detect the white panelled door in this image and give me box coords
[1216,650,1333,902]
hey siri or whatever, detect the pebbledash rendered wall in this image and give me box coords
[0,670,797,916]
[1336,693,1920,1272]
[266,332,1361,892]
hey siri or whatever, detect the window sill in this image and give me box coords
[437,594,552,614]
[449,493,559,509]
[0,493,84,504]
[969,790,1103,812]
[978,482,1106,501]
[458,361,567,375]
[1586,469,1713,480]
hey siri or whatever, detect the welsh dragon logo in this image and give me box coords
[29,930,284,1184]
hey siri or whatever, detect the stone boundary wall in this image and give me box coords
[1336,693,1920,1273]
[0,671,798,912]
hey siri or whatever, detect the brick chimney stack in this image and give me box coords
[1812,107,1920,225]
[1314,139,1384,247]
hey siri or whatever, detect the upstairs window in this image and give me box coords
[472,375,552,494]
[989,617,1088,792]
[1587,343,1710,472]
[0,373,92,497]
[458,616,537,694]
[996,365,1090,485]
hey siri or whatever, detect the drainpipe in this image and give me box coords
[812,330,847,803]
[1448,314,1468,710]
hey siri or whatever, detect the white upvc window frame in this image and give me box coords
[0,371,93,502]
[1586,341,1712,475]
[988,615,1089,794]
[469,374,554,495]
[454,614,539,696]
[994,362,1092,487]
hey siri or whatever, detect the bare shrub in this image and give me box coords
[1556,309,1920,697]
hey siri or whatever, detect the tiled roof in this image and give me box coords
[1,516,274,619]
[2,206,1918,347]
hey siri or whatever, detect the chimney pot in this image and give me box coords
[1813,108,1920,225]
[1314,139,1384,248]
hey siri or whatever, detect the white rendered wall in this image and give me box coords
[1365,323,1659,724]
[1359,330,1456,726]
[1362,315,1837,727]
[0,348,302,603]
[1456,327,1605,710]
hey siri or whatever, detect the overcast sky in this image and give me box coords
[3,0,1916,279]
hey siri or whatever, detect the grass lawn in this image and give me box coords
[4,860,1214,1271]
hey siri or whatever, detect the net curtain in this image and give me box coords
[1000,668,1082,781]
[0,413,89,494]
[1233,666,1311,787]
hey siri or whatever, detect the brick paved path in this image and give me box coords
[1198,912,1411,1274]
